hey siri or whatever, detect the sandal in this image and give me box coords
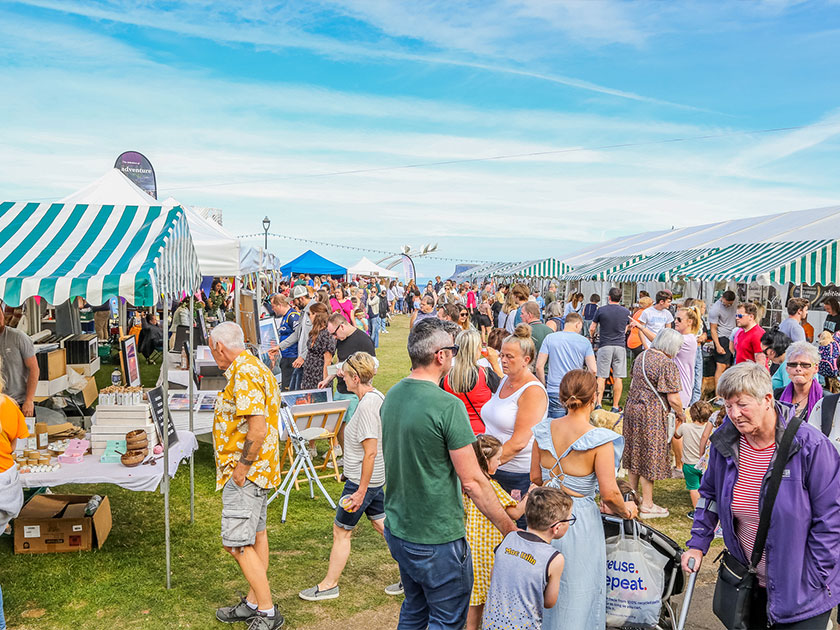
[639,504,670,519]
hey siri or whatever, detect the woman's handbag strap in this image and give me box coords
[750,414,803,570]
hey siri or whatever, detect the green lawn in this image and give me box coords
[2,316,710,629]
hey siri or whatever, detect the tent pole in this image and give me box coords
[162,295,171,590]
[235,279,241,326]
[188,294,195,524]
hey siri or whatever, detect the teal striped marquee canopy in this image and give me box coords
[0,202,200,306]
[671,239,839,285]
[609,249,717,283]
[497,258,570,279]
[557,254,644,281]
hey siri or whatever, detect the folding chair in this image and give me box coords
[277,400,350,488]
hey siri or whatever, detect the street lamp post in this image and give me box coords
[262,216,271,250]
[258,216,271,315]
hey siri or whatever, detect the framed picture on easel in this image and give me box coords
[120,335,142,387]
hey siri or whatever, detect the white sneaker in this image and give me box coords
[307,447,318,459]
[326,457,344,469]
[333,445,343,458]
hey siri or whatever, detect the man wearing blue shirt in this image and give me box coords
[270,294,301,391]
[535,312,596,417]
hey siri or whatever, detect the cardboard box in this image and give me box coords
[37,348,67,381]
[67,357,101,377]
[34,374,68,398]
[14,494,111,554]
[79,376,98,407]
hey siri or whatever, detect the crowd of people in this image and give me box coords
[8,267,840,630]
[202,274,840,629]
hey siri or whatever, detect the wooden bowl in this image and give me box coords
[125,429,146,441]
[126,437,148,450]
[121,450,147,467]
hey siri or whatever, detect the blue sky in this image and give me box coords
[1,1,840,279]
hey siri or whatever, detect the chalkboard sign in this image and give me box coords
[147,386,179,446]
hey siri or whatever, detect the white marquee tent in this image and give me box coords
[563,205,840,267]
[347,256,398,278]
[61,170,244,277]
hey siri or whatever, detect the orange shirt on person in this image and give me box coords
[0,394,28,473]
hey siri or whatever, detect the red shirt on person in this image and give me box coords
[442,368,497,434]
[735,324,765,365]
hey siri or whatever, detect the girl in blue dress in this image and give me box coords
[531,369,638,629]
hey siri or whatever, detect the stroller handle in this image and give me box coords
[676,558,698,630]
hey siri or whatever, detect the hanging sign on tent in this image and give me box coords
[787,283,840,310]
[114,151,157,199]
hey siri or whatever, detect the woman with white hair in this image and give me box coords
[774,340,823,421]
[622,328,686,518]
[683,362,840,628]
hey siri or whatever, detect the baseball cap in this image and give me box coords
[291,285,308,299]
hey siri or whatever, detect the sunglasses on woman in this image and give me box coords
[786,362,813,369]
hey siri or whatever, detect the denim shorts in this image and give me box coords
[221,479,268,548]
[335,479,385,530]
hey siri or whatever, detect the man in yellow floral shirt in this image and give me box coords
[209,322,284,630]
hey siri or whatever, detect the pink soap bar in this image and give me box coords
[58,438,90,463]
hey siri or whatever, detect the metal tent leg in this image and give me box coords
[189,295,195,524]
[162,297,171,590]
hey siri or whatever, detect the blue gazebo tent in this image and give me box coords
[280,250,346,277]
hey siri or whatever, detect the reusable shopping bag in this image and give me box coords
[605,521,668,628]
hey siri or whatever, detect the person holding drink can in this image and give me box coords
[298,352,402,601]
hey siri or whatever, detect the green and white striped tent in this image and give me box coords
[670,239,840,285]
[0,202,200,306]
[557,254,645,281]
[497,258,570,279]
[609,249,717,283]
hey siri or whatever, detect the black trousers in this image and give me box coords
[279,356,296,392]
[749,586,831,629]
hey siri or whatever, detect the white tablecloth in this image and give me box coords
[20,431,199,492]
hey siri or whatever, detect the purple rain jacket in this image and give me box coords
[687,401,840,625]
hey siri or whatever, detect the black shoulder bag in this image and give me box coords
[712,414,803,630]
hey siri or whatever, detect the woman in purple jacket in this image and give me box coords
[682,362,840,628]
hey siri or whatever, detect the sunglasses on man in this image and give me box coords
[437,345,459,356]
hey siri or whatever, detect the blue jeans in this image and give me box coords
[690,348,703,405]
[380,316,387,332]
[547,391,567,419]
[384,528,472,630]
[369,315,380,348]
[491,468,532,528]
[0,582,5,630]
[288,367,303,391]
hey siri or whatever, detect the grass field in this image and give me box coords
[2,315,716,629]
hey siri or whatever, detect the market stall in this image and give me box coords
[280,249,346,277]
[0,200,201,587]
[347,256,399,278]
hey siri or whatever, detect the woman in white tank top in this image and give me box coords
[481,325,548,526]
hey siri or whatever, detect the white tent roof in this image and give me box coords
[564,205,840,267]
[60,168,159,206]
[240,247,282,275]
[347,256,398,277]
[61,169,244,277]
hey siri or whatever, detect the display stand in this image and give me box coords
[268,406,336,523]
[277,400,349,487]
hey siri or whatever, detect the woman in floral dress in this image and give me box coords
[622,328,686,519]
[302,302,335,390]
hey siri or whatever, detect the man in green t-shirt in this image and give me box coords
[381,318,517,630]
[520,301,553,354]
